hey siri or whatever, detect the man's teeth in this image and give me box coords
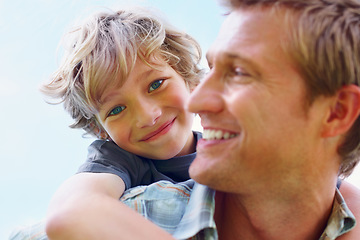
[203,129,238,140]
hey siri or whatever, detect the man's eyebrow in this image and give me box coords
[223,52,254,65]
[207,51,259,69]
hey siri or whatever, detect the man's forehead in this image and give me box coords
[207,7,290,60]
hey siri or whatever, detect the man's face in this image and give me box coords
[187,8,329,192]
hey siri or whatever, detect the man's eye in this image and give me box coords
[225,66,252,84]
[148,79,164,93]
[233,67,248,76]
[108,106,126,117]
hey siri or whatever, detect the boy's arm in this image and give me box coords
[45,172,174,240]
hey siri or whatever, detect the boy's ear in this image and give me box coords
[89,121,110,140]
[99,130,110,140]
[322,84,360,138]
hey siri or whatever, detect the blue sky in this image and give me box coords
[1,0,359,238]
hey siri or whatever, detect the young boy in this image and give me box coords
[40,6,203,239]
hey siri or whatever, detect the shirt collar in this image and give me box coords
[320,188,356,239]
[175,184,357,240]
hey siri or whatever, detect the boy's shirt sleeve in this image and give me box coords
[77,140,151,190]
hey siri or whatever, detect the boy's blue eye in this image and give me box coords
[108,106,126,117]
[148,79,164,92]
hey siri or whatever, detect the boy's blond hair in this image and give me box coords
[42,6,203,139]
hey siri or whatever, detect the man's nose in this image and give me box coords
[187,70,225,115]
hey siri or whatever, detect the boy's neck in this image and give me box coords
[176,131,196,156]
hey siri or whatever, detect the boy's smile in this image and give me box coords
[139,117,176,142]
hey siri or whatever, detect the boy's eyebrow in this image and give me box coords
[100,68,155,106]
[101,92,119,107]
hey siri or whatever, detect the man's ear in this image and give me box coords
[322,85,360,138]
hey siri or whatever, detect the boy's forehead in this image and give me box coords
[98,58,171,104]
[132,56,169,77]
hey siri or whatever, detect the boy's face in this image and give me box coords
[97,56,195,159]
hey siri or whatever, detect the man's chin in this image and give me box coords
[189,157,217,186]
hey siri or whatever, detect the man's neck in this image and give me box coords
[214,181,336,240]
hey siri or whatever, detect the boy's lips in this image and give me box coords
[140,118,176,141]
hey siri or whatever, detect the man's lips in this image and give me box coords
[140,118,176,141]
[202,128,239,140]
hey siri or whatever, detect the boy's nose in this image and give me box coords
[135,100,162,128]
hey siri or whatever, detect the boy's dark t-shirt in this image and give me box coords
[77,131,202,190]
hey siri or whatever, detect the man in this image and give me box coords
[186,0,360,239]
